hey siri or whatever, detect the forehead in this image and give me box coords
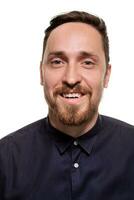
[45,22,104,56]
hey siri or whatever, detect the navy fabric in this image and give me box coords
[0,115,134,200]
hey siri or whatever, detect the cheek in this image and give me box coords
[43,69,63,92]
[83,70,104,90]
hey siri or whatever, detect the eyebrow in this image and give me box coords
[47,51,99,62]
[78,51,99,61]
[48,51,65,57]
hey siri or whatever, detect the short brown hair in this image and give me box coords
[41,11,110,65]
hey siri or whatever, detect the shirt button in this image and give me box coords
[74,162,79,168]
[73,140,78,146]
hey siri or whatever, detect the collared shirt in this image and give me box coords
[0,115,134,200]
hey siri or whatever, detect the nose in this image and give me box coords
[62,63,82,87]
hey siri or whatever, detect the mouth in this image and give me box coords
[61,93,83,99]
[59,92,86,105]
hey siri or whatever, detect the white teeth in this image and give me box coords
[63,93,81,98]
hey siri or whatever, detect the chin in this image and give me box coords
[54,102,97,126]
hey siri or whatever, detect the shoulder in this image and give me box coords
[0,118,50,192]
[0,118,48,149]
[101,115,134,130]
[100,115,134,140]
[0,118,49,174]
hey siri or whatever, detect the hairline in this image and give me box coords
[42,21,106,64]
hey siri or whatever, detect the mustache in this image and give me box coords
[53,84,92,96]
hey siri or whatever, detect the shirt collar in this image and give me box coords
[46,115,102,155]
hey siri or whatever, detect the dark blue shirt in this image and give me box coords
[0,115,134,200]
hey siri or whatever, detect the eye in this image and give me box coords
[84,60,93,64]
[51,59,62,64]
[50,58,65,68]
[82,59,95,68]
[84,60,94,65]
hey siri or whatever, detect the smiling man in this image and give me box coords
[0,11,134,200]
[40,19,111,137]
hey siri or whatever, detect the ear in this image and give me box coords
[103,64,111,88]
[40,61,44,85]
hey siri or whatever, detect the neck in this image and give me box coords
[49,112,99,138]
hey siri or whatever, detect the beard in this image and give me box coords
[44,84,103,126]
[51,99,97,126]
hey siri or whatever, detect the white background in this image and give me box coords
[0,0,134,138]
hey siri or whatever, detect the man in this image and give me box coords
[0,11,134,200]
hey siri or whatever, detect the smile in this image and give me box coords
[59,92,87,105]
[62,93,82,98]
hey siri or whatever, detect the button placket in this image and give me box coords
[73,140,78,146]
[71,142,81,197]
[72,140,80,167]
[74,162,79,168]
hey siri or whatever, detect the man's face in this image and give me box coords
[40,22,111,126]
